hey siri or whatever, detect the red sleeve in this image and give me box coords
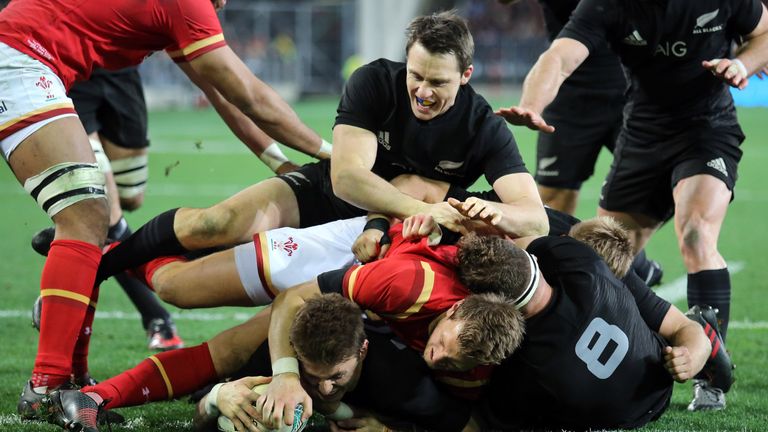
[342,258,437,318]
[163,0,227,62]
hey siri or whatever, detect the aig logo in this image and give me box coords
[654,41,687,57]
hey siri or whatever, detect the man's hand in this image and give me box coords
[352,229,390,263]
[447,197,503,226]
[402,213,441,241]
[663,346,697,383]
[211,0,227,11]
[495,106,555,133]
[330,415,391,432]
[216,376,271,432]
[421,202,467,234]
[255,373,312,430]
[702,58,749,90]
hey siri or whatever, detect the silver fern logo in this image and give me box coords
[693,9,722,34]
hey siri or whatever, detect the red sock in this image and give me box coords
[72,285,99,382]
[33,240,101,389]
[132,256,187,290]
[82,343,217,409]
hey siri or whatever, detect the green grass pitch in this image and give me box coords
[0,99,766,431]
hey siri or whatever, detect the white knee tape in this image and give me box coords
[23,162,106,217]
[88,137,112,174]
[110,154,148,199]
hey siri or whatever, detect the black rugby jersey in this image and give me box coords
[483,236,673,430]
[334,59,527,189]
[541,0,626,88]
[560,0,763,127]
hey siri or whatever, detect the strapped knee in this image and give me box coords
[110,154,148,199]
[23,162,106,217]
[88,137,112,174]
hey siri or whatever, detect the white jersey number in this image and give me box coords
[574,317,629,379]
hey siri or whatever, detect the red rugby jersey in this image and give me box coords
[0,0,226,89]
[341,224,493,398]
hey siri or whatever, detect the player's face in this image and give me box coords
[300,355,363,403]
[423,318,477,372]
[405,42,473,121]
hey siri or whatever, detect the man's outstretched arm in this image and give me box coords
[496,38,590,133]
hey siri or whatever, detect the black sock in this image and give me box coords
[108,217,131,241]
[107,217,172,329]
[97,208,186,283]
[688,268,731,342]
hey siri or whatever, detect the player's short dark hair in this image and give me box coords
[405,10,474,72]
[569,216,634,278]
[457,233,532,300]
[290,294,366,366]
[453,293,525,364]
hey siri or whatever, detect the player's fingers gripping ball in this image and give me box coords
[218,383,306,432]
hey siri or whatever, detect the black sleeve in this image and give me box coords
[334,62,390,133]
[622,271,672,332]
[479,114,528,186]
[527,235,601,276]
[557,0,614,53]
[317,266,353,294]
[729,0,764,36]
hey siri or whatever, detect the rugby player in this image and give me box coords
[498,0,768,409]
[0,0,329,419]
[90,10,548,288]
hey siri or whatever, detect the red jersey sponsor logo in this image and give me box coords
[35,76,56,100]
[272,236,299,257]
[26,38,53,61]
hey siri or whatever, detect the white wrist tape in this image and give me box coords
[271,357,300,376]
[204,383,224,416]
[326,402,354,421]
[259,142,290,173]
[316,139,333,158]
[731,58,748,77]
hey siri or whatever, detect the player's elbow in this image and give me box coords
[330,165,359,201]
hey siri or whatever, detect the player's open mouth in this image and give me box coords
[416,96,435,108]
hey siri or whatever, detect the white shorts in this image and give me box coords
[0,42,76,160]
[234,216,367,305]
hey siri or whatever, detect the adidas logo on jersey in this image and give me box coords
[693,9,723,34]
[622,30,647,46]
[377,131,391,150]
[707,157,728,177]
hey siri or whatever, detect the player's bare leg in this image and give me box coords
[673,175,732,410]
[11,117,108,417]
[150,249,253,308]
[176,177,300,249]
[538,185,579,215]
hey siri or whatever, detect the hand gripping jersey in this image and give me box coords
[0,0,226,90]
[318,224,492,399]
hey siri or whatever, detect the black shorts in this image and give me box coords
[70,67,149,149]
[600,123,744,222]
[276,159,366,228]
[536,83,625,189]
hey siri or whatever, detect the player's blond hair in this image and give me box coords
[453,293,525,365]
[569,216,634,278]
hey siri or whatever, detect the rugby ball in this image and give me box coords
[217,383,305,432]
